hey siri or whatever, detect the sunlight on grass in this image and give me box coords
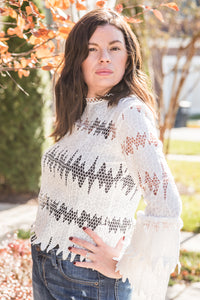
[181,195,200,233]
[164,140,200,155]
[168,161,200,193]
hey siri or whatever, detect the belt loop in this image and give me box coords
[50,249,58,268]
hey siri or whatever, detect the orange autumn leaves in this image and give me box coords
[0,1,179,79]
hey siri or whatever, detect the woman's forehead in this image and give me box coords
[89,24,125,44]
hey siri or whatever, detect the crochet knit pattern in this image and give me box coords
[31,96,182,300]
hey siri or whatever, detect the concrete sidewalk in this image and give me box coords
[0,201,200,300]
[167,153,200,162]
[166,282,200,300]
[167,127,200,142]
[0,201,38,240]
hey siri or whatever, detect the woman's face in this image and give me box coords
[82,24,128,98]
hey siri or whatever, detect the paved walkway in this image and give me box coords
[166,127,200,142]
[166,282,200,300]
[167,153,200,162]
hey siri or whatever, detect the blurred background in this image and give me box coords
[0,1,200,299]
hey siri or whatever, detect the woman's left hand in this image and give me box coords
[68,227,124,279]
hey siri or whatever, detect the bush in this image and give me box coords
[0,1,51,194]
[0,71,50,193]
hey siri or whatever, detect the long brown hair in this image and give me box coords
[51,9,155,142]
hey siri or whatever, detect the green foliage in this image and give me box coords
[0,70,51,193]
[189,114,200,120]
[17,229,31,239]
[0,0,51,193]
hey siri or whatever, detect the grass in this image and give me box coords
[181,195,200,233]
[164,140,200,156]
[165,160,200,233]
[167,161,200,193]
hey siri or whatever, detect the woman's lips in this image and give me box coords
[95,69,113,75]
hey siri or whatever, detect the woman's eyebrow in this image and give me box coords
[88,40,123,46]
[109,40,123,45]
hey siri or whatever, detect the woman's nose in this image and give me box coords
[99,49,111,63]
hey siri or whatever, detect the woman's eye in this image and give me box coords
[110,47,120,51]
[88,48,97,52]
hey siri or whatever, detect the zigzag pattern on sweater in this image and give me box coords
[121,132,158,155]
[76,117,117,140]
[39,193,132,233]
[43,146,137,195]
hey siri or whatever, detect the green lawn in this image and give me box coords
[180,195,200,233]
[164,140,200,156]
[168,161,200,193]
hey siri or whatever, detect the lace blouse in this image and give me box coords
[31,95,182,300]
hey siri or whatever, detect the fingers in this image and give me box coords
[69,236,96,253]
[69,227,104,251]
[73,261,95,270]
[115,236,125,251]
[68,246,95,261]
[68,245,96,270]
[82,227,104,246]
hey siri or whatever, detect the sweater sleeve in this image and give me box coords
[115,98,183,300]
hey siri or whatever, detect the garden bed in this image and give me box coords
[0,234,32,300]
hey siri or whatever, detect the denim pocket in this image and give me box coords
[57,257,99,287]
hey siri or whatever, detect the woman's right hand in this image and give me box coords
[68,227,125,279]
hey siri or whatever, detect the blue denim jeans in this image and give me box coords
[31,244,133,300]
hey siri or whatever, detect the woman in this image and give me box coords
[31,8,182,300]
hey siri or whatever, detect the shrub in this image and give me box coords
[0,1,51,194]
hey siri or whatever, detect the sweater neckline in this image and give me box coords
[86,97,106,104]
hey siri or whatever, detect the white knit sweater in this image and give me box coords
[32,95,182,300]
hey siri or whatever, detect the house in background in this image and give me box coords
[163,47,200,116]
[162,0,200,117]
